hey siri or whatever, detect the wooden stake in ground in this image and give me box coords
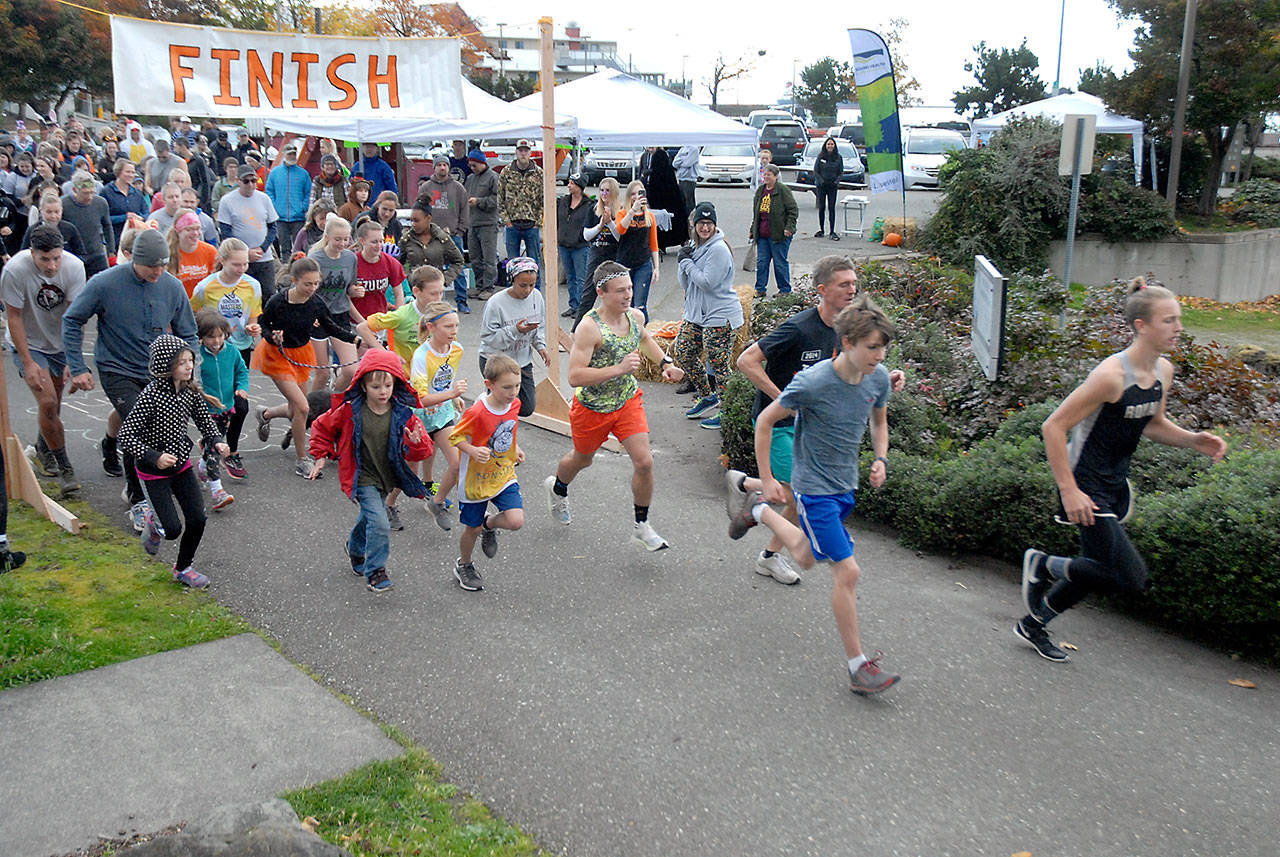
[0,351,82,534]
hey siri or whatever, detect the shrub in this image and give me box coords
[1248,156,1280,182]
[1221,178,1280,228]
[1077,174,1178,243]
[719,371,758,475]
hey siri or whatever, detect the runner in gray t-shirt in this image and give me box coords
[304,217,363,394]
[0,226,87,495]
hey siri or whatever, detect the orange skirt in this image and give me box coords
[251,340,314,386]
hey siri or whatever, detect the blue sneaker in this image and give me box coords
[685,394,719,419]
[141,506,163,555]
[366,568,394,592]
[457,303,472,314]
[700,414,721,430]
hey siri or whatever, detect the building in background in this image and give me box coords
[475,21,666,87]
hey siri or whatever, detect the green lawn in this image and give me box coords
[284,744,546,857]
[1182,305,1280,352]
[0,500,247,688]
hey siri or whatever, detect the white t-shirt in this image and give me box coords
[216,189,280,260]
[0,249,86,354]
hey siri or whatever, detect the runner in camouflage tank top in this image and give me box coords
[575,307,641,413]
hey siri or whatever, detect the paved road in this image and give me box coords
[6,207,1278,856]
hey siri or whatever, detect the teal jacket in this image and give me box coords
[199,343,249,415]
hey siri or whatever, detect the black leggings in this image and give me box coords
[1045,516,1148,615]
[201,399,249,480]
[477,355,536,417]
[140,468,207,571]
[815,185,837,233]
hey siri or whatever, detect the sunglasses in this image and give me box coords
[240,177,256,184]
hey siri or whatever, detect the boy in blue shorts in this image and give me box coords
[727,295,900,695]
[449,354,525,591]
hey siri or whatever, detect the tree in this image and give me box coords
[0,0,111,117]
[705,52,758,112]
[795,58,854,123]
[881,17,923,107]
[1102,0,1280,215]
[951,39,1046,119]
[1076,61,1116,98]
[371,0,486,70]
[468,72,535,103]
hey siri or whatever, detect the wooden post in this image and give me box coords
[0,357,82,533]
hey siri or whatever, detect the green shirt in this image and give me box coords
[575,308,641,414]
[357,402,396,494]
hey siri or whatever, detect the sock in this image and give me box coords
[762,549,776,558]
[0,534,8,546]
[848,654,868,673]
[735,474,747,493]
[482,515,493,531]
[425,480,438,496]
[1046,556,1071,579]
[553,478,569,497]
[209,478,223,493]
[634,505,649,524]
[750,502,767,523]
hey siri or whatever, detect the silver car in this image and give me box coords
[699,145,756,184]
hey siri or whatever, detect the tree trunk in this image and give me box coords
[1197,128,1229,217]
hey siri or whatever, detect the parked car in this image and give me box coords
[795,138,866,187]
[581,148,638,185]
[698,145,755,184]
[746,109,794,131]
[479,138,573,182]
[758,120,808,166]
[902,127,968,188]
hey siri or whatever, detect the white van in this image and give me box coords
[747,109,795,131]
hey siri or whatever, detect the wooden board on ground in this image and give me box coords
[4,434,83,534]
[525,377,621,453]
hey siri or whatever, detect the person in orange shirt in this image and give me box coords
[165,211,217,298]
[613,180,660,323]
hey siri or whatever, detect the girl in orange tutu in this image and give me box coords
[252,257,359,478]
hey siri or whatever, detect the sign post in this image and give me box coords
[972,255,1007,382]
[1059,113,1096,325]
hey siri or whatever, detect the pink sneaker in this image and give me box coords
[211,488,235,511]
[173,566,209,588]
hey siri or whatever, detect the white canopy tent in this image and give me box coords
[265,78,576,141]
[970,92,1145,185]
[513,69,758,147]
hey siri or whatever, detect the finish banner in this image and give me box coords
[111,17,465,120]
[847,29,903,194]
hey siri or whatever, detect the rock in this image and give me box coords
[1229,343,1280,376]
[122,800,352,857]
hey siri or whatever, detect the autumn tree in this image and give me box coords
[0,0,111,117]
[795,58,855,124]
[881,17,922,106]
[371,0,487,70]
[1101,0,1280,214]
[952,39,1046,119]
[706,52,760,112]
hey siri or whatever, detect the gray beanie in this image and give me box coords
[132,229,170,266]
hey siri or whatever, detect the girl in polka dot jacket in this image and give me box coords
[118,334,229,589]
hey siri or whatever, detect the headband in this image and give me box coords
[175,212,201,232]
[507,256,539,278]
[595,269,630,288]
[425,310,455,323]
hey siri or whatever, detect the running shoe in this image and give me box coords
[211,488,235,511]
[480,524,499,558]
[128,501,149,534]
[366,568,394,592]
[57,463,80,498]
[1021,548,1051,616]
[454,558,484,591]
[1014,619,1069,662]
[256,407,271,441]
[172,566,209,588]
[699,414,721,430]
[295,456,322,479]
[729,490,763,540]
[27,443,56,477]
[814,229,825,238]
[685,394,719,419]
[101,436,123,477]
[632,521,669,551]
[425,499,453,531]
[386,504,404,531]
[195,457,209,482]
[457,303,471,314]
[724,468,748,515]
[755,550,801,585]
[349,549,365,576]
[141,506,163,556]
[849,653,901,695]
[544,475,571,525]
[1,548,27,574]
[223,454,247,480]
[281,428,293,450]
[674,378,697,394]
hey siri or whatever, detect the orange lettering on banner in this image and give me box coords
[211,49,242,106]
[326,54,358,110]
[169,45,200,103]
[368,55,400,109]
[291,53,320,109]
[247,50,285,109]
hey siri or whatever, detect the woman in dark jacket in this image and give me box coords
[556,173,595,316]
[813,137,843,240]
[644,147,689,249]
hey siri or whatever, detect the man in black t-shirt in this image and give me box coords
[735,255,903,584]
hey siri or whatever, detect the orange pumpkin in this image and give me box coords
[882,232,903,247]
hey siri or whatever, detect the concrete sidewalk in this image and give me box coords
[0,634,400,856]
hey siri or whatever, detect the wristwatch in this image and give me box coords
[875,456,889,466]
[660,356,674,366]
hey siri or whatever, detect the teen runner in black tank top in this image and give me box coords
[1015,279,1227,663]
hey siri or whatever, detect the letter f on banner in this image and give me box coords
[847,29,904,194]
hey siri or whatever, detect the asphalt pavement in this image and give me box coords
[3,187,1278,857]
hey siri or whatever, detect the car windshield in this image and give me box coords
[908,135,966,155]
[701,146,755,157]
[750,114,789,129]
[804,140,858,159]
[764,125,804,139]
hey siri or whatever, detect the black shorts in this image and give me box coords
[1056,478,1133,526]
[99,371,148,420]
[311,311,355,342]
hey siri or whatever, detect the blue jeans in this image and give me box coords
[629,259,653,323]
[451,235,470,307]
[559,244,591,311]
[347,485,390,576]
[755,236,792,294]
[505,225,543,291]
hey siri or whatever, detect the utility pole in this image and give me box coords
[313,6,321,34]
[1166,0,1198,208]
[497,23,506,78]
[1053,0,1065,95]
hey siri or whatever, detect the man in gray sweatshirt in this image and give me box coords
[464,150,501,299]
[60,172,115,277]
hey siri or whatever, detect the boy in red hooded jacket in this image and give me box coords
[308,349,433,592]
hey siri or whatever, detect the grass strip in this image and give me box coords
[284,745,547,857]
[1,500,247,689]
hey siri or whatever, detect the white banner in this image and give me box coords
[110,17,465,120]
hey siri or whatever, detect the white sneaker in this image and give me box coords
[632,521,669,551]
[544,475,571,525]
[755,550,801,585]
[725,468,747,516]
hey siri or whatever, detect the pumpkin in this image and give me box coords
[882,232,903,247]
